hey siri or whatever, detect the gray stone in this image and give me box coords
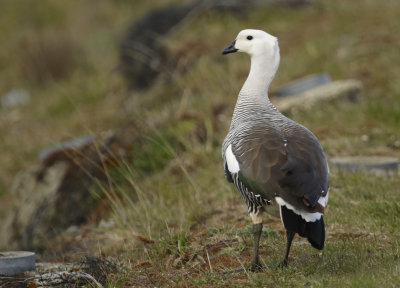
[1,89,30,109]
[272,73,331,97]
[38,135,94,160]
[273,79,363,113]
[1,129,136,251]
[0,251,35,275]
[98,219,115,229]
[66,225,80,234]
[330,156,399,172]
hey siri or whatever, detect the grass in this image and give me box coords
[93,164,400,287]
[1,0,400,286]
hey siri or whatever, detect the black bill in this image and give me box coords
[222,40,238,55]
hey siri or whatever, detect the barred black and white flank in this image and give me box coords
[221,29,329,271]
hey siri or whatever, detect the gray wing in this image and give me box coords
[231,127,287,202]
[279,125,329,209]
[232,124,329,212]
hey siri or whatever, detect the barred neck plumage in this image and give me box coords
[230,52,280,128]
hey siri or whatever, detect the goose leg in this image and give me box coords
[222,222,263,274]
[223,212,264,273]
[278,230,295,268]
[248,222,263,271]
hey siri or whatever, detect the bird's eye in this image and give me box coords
[247,35,253,40]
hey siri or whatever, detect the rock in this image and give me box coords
[272,73,331,97]
[119,0,314,91]
[330,156,399,173]
[119,2,199,90]
[66,225,80,234]
[38,135,94,160]
[98,219,115,229]
[0,251,35,275]
[0,257,118,287]
[273,79,363,113]
[2,128,136,251]
[1,88,30,110]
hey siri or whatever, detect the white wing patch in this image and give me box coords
[318,191,329,207]
[275,190,329,223]
[225,144,240,173]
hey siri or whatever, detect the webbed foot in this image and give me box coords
[277,258,288,268]
[248,261,264,272]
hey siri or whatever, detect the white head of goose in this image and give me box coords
[221,29,329,271]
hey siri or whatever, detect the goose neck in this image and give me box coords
[240,54,277,98]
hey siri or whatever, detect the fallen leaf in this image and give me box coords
[137,235,155,244]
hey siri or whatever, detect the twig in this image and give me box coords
[205,248,213,273]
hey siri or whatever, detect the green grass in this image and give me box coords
[1,0,400,286]
[99,167,400,287]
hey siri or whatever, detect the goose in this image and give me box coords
[221,29,329,271]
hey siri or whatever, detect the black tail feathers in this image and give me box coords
[280,205,325,250]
